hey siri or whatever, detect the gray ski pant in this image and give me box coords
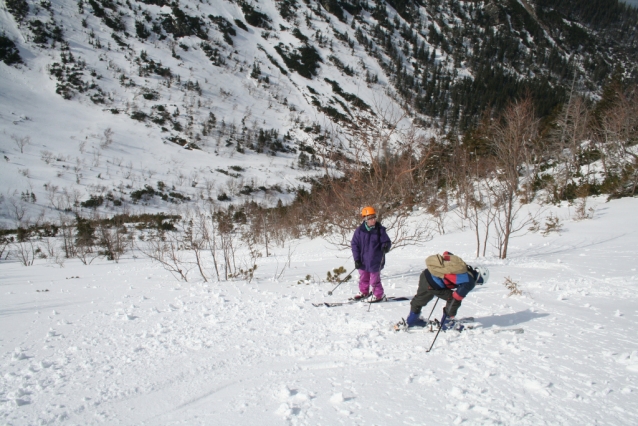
[410,270,462,317]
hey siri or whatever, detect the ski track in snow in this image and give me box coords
[2,198,638,425]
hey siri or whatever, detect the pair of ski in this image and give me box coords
[394,316,524,334]
[311,296,410,308]
[394,316,476,333]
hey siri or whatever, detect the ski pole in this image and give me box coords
[425,298,439,322]
[426,310,447,353]
[426,324,443,353]
[327,267,356,296]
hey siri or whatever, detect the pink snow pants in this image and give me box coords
[358,270,384,298]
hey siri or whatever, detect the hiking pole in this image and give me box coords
[327,267,356,296]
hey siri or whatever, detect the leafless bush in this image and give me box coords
[91,149,101,167]
[217,211,239,280]
[0,236,12,260]
[100,128,114,149]
[42,237,65,267]
[12,134,31,153]
[41,150,55,164]
[180,209,209,282]
[200,204,221,281]
[138,229,191,281]
[228,264,257,282]
[594,86,638,196]
[541,213,563,236]
[13,239,37,266]
[489,97,541,259]
[325,266,352,284]
[45,182,60,209]
[120,161,134,180]
[76,243,99,265]
[549,94,591,200]
[97,220,129,263]
[314,105,436,249]
[59,215,77,258]
[503,276,523,297]
[8,196,29,226]
[236,228,261,283]
[573,196,595,221]
[75,215,99,265]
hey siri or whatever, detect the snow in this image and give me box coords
[1,0,424,226]
[1,0,638,423]
[2,196,638,425]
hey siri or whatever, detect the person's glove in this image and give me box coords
[354,260,363,269]
[382,244,390,254]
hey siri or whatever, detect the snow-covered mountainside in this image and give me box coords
[2,0,397,226]
[1,195,637,424]
[2,0,638,228]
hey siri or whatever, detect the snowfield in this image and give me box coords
[1,196,638,425]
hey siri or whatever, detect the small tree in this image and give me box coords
[13,238,37,266]
[315,104,437,249]
[11,134,31,153]
[550,94,591,201]
[97,219,128,262]
[489,97,540,259]
[75,215,98,265]
[138,229,191,282]
[0,236,11,260]
[59,214,77,258]
[181,211,208,282]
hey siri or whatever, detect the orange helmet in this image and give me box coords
[361,206,376,217]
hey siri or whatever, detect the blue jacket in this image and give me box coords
[351,222,391,273]
[424,269,476,299]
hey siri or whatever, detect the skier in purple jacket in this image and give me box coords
[351,206,392,303]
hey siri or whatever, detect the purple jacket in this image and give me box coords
[351,222,392,272]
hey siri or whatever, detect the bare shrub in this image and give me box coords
[550,94,591,200]
[181,209,209,282]
[59,215,77,258]
[215,209,239,280]
[43,237,65,267]
[12,134,31,153]
[13,239,37,266]
[489,97,542,259]
[573,198,594,221]
[138,229,191,282]
[314,106,436,249]
[200,204,221,281]
[97,220,129,263]
[41,150,55,164]
[541,213,563,236]
[503,276,523,297]
[100,128,114,149]
[0,236,11,260]
[8,196,29,226]
[75,215,99,265]
[45,182,60,209]
[594,86,638,197]
[325,266,352,284]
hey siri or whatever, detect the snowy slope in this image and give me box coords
[1,0,411,228]
[1,195,637,425]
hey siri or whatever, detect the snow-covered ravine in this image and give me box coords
[2,197,638,425]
